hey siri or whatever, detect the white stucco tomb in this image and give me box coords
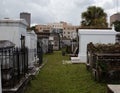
[77,28,118,63]
[0,18,38,69]
[26,31,37,68]
[0,19,28,48]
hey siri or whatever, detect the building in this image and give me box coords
[20,12,31,26]
[63,25,77,39]
[35,25,51,32]
[110,13,120,26]
[48,22,63,33]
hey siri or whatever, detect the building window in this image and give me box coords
[68,32,70,34]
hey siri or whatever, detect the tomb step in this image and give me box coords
[71,57,83,63]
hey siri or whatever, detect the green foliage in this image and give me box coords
[81,6,108,28]
[87,42,120,53]
[25,51,106,93]
[97,61,108,72]
[113,21,120,32]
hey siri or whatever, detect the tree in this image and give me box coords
[81,6,108,28]
[113,20,120,32]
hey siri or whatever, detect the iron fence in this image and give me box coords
[0,47,28,88]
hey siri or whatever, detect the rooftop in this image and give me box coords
[0,40,15,48]
[0,18,28,26]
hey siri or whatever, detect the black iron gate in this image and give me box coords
[0,41,28,88]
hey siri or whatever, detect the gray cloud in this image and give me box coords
[0,0,119,26]
[74,0,94,7]
[103,1,115,10]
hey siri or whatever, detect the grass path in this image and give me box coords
[25,51,107,93]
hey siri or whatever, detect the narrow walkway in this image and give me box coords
[25,51,106,93]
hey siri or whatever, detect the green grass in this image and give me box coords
[25,51,107,93]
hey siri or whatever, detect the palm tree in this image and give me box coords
[113,20,120,32]
[81,6,108,28]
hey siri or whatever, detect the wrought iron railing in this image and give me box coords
[0,47,28,88]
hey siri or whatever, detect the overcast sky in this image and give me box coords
[0,0,119,26]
